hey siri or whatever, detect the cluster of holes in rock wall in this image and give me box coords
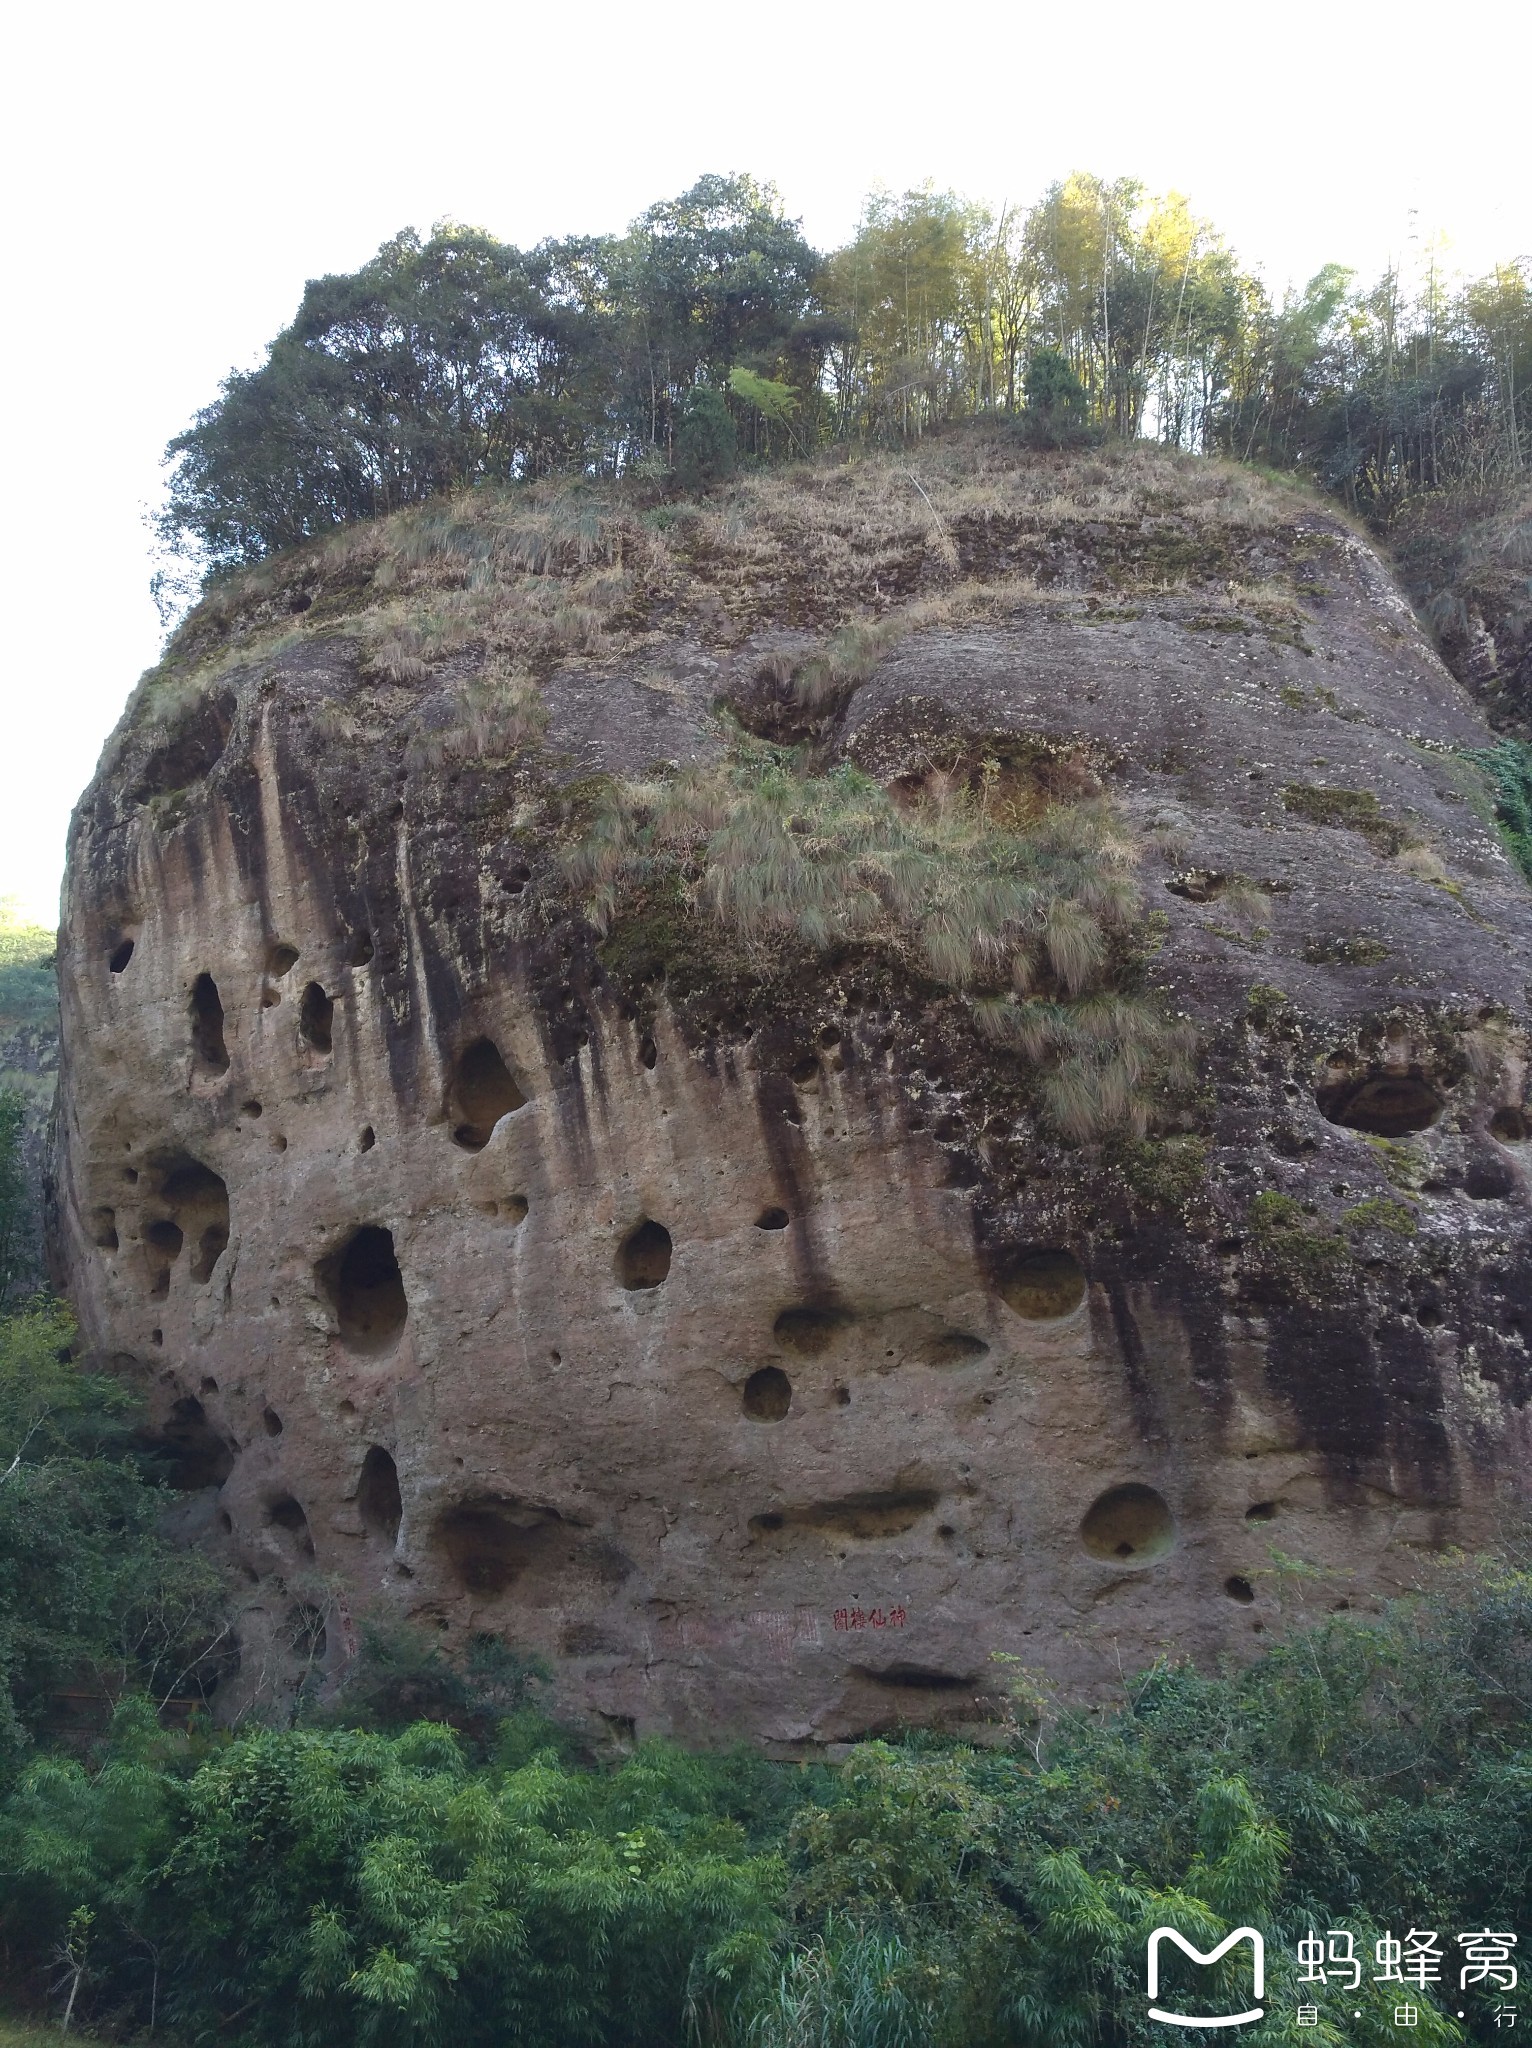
[141,1158,229,1295]
[189,973,228,1072]
[321,1226,407,1354]
[450,1036,526,1149]
[617,1219,671,1290]
[358,1445,402,1543]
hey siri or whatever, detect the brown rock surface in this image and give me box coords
[54,438,1532,1742]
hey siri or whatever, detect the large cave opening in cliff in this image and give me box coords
[450,1036,526,1149]
[189,973,228,1073]
[436,1498,561,1594]
[996,1249,1086,1319]
[358,1446,403,1543]
[1316,1068,1442,1137]
[1080,1483,1176,1564]
[323,1226,407,1354]
[617,1219,672,1290]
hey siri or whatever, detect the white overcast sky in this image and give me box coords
[2,0,1527,925]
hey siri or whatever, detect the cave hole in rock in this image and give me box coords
[219,1511,233,1533]
[263,1407,283,1437]
[638,1034,658,1069]
[743,1366,792,1422]
[359,1126,375,1152]
[1164,870,1227,903]
[1465,1156,1517,1200]
[774,1306,851,1355]
[1224,1575,1256,1604]
[270,1133,287,1152]
[108,938,135,973]
[289,1602,326,1657]
[144,1220,183,1296]
[152,1160,230,1285]
[323,1226,407,1355]
[90,1206,118,1251]
[240,1098,263,1118]
[436,1497,562,1595]
[855,1663,976,1691]
[347,930,375,967]
[789,1056,819,1086]
[450,1036,526,1148]
[1490,1106,1529,1144]
[750,1490,940,1540]
[923,1330,990,1366]
[755,1206,790,1230]
[299,982,334,1054]
[200,1375,218,1394]
[1316,1068,1442,1137]
[997,1248,1087,1320]
[267,1494,316,1559]
[266,942,299,976]
[161,1397,234,1489]
[357,1445,403,1543]
[617,1219,671,1290]
[1080,1483,1176,1564]
[189,973,228,1073]
[1415,1301,1443,1328]
[1245,1500,1277,1522]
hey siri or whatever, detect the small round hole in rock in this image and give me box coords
[1080,1483,1175,1565]
[324,1225,408,1356]
[617,1219,671,1290]
[359,1126,375,1152]
[299,982,334,1054]
[1245,1500,1277,1522]
[270,1133,287,1151]
[1415,1302,1443,1328]
[200,1375,218,1394]
[639,1035,658,1069]
[1490,1106,1529,1144]
[240,1098,263,1118]
[108,938,135,973]
[997,1248,1086,1320]
[90,1206,118,1250]
[1224,1574,1256,1604]
[219,1511,233,1533]
[755,1206,789,1230]
[263,1407,283,1437]
[266,942,299,976]
[347,931,375,967]
[743,1365,792,1421]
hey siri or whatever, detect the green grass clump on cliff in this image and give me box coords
[1467,738,1532,882]
[569,748,1193,1140]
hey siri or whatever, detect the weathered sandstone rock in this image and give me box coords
[53,444,1532,1744]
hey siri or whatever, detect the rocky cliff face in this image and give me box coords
[55,436,1532,1745]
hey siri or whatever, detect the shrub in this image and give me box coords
[675,386,739,491]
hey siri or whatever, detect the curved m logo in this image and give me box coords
[1148,1926,1266,2029]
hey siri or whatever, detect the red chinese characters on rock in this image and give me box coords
[832,1606,908,1631]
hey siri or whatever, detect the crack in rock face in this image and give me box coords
[52,446,1532,1743]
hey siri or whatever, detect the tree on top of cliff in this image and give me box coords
[159,179,819,577]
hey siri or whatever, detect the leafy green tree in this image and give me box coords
[674,384,738,490]
[1022,346,1089,445]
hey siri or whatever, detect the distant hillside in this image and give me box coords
[0,901,58,1299]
